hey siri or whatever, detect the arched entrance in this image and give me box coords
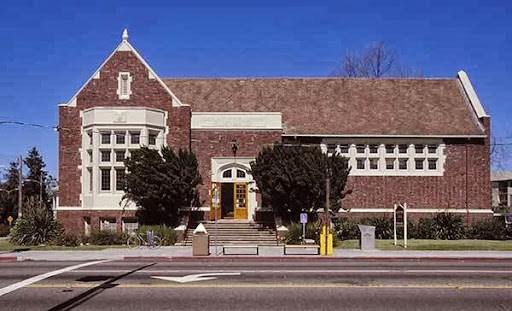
[210,158,256,220]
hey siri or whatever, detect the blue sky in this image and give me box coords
[1,0,511,176]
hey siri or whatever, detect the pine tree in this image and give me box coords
[23,147,50,208]
[123,146,201,226]
[0,161,20,221]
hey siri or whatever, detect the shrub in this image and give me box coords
[434,213,466,240]
[334,217,359,240]
[53,232,81,247]
[283,222,320,244]
[139,225,177,246]
[415,218,438,239]
[468,217,508,240]
[10,204,63,246]
[0,224,11,237]
[363,216,393,239]
[87,230,128,245]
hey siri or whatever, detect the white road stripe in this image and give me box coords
[72,269,512,274]
[0,260,109,297]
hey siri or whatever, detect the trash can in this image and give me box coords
[357,225,375,251]
[192,223,210,256]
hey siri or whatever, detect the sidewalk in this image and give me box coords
[1,246,512,262]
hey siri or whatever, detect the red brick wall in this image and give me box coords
[56,210,136,234]
[58,50,191,207]
[191,130,282,206]
[341,139,491,210]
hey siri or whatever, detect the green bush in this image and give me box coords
[468,217,508,240]
[86,230,128,245]
[53,232,81,247]
[10,204,63,246]
[0,224,11,237]
[139,225,177,246]
[363,216,393,239]
[334,218,359,240]
[284,222,320,244]
[434,213,466,240]
[334,216,394,240]
[415,218,438,239]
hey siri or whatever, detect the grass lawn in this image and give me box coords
[337,239,512,251]
[0,239,128,252]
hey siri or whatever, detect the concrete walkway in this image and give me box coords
[1,245,512,261]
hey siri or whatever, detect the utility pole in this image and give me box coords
[17,155,22,219]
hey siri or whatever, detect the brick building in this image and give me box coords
[56,30,492,234]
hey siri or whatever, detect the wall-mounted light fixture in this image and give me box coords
[231,138,238,156]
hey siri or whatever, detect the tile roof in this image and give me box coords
[163,78,485,136]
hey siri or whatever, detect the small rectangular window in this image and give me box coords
[116,169,125,191]
[149,133,157,145]
[415,159,424,170]
[428,159,437,170]
[369,145,379,154]
[385,144,395,154]
[100,218,116,232]
[88,168,93,192]
[415,144,424,154]
[131,132,140,144]
[398,158,408,170]
[428,145,437,154]
[122,219,138,233]
[356,158,365,170]
[101,151,111,162]
[116,133,126,145]
[115,151,125,162]
[386,158,395,170]
[88,151,92,163]
[101,133,111,144]
[356,145,366,154]
[101,169,111,191]
[369,158,378,170]
[87,131,93,146]
[338,144,349,154]
[398,145,408,154]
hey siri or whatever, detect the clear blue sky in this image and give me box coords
[1,0,511,176]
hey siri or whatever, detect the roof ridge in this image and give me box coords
[162,77,455,81]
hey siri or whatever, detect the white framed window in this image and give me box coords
[88,168,93,192]
[116,132,126,145]
[369,158,379,170]
[117,72,132,99]
[122,218,138,233]
[356,145,365,154]
[101,150,111,162]
[100,218,117,232]
[356,158,365,170]
[223,169,232,178]
[101,133,111,144]
[115,150,125,162]
[130,132,140,145]
[385,144,395,154]
[101,169,111,191]
[415,158,425,170]
[369,145,379,154]
[115,169,125,191]
[398,158,408,170]
[415,144,424,154]
[149,133,157,145]
[428,159,437,170]
[386,158,395,170]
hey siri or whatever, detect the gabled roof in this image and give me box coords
[164,74,487,137]
[62,29,185,108]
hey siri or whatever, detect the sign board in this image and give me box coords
[394,203,408,248]
[395,206,404,226]
[300,213,308,224]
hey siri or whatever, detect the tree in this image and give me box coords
[250,145,351,223]
[0,161,20,222]
[23,147,51,208]
[332,41,422,78]
[123,146,201,226]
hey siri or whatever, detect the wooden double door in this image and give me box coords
[210,182,248,220]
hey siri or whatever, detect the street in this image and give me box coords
[1,259,512,310]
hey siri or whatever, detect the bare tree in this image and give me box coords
[491,135,512,171]
[332,41,421,78]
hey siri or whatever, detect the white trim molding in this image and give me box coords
[191,112,282,130]
[457,70,489,118]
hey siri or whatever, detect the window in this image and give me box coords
[222,169,232,178]
[100,218,116,232]
[116,169,125,191]
[149,133,157,145]
[415,144,424,154]
[369,158,378,170]
[498,182,508,206]
[428,145,437,154]
[398,158,408,170]
[356,158,365,170]
[84,217,91,236]
[338,144,349,154]
[369,145,378,154]
[428,159,437,170]
[356,145,366,154]
[101,169,111,191]
[116,133,125,144]
[122,219,138,233]
[386,158,395,170]
[115,151,125,162]
[130,132,140,144]
[415,159,424,170]
[385,144,395,154]
[237,169,246,178]
[88,151,92,163]
[101,151,111,162]
[101,133,111,144]
[87,131,93,146]
[118,72,132,100]
[398,145,407,154]
[88,168,93,192]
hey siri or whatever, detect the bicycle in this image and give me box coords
[127,230,162,249]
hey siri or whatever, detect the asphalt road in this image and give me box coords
[2,259,512,310]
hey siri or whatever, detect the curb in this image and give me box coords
[123,256,512,261]
[0,257,18,262]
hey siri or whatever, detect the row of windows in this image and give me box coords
[222,169,246,179]
[84,217,138,235]
[328,143,438,155]
[87,168,125,192]
[87,131,159,147]
[355,158,438,171]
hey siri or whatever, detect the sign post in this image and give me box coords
[393,203,408,248]
[300,213,308,244]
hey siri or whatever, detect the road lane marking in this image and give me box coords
[0,260,109,297]
[151,272,241,283]
[24,283,512,289]
[72,269,512,274]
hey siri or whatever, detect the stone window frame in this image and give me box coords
[117,72,133,100]
[321,139,445,176]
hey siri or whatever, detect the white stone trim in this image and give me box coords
[55,206,137,211]
[339,208,494,214]
[191,112,282,130]
[457,70,489,118]
[64,30,186,107]
[117,72,132,100]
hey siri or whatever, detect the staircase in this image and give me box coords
[180,220,278,246]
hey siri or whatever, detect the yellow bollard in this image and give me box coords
[327,233,333,255]
[320,225,326,255]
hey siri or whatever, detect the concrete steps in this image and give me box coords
[179,220,278,246]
